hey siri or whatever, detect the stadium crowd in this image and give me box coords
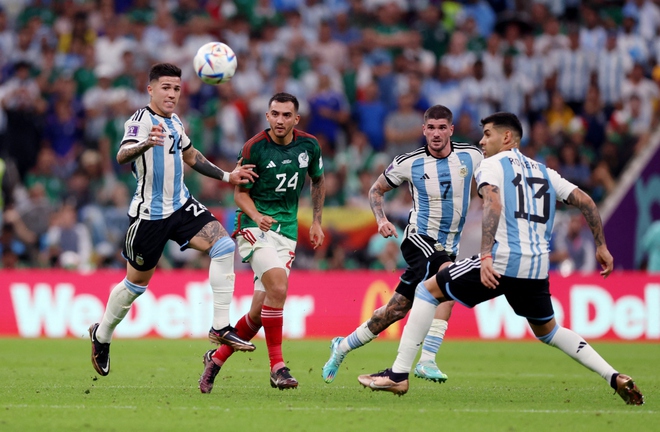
[0,0,659,272]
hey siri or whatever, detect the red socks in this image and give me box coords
[212,314,261,365]
[261,305,284,371]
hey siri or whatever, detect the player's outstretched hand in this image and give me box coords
[480,255,500,289]
[596,245,613,278]
[309,222,325,250]
[147,124,165,147]
[228,157,258,185]
[377,220,398,238]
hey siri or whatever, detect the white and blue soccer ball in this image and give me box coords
[193,42,237,85]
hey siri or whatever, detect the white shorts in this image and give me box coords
[236,228,297,292]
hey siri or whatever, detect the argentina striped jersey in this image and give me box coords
[475,148,577,279]
[384,143,483,256]
[121,106,192,220]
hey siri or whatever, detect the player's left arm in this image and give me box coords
[182,146,257,185]
[565,187,613,277]
[309,173,325,249]
[479,183,502,288]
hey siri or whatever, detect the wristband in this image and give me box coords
[222,171,230,183]
[480,254,492,261]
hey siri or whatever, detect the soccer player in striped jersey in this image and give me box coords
[358,112,644,406]
[322,105,483,384]
[89,63,258,377]
[199,92,325,392]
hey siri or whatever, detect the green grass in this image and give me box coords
[0,338,657,432]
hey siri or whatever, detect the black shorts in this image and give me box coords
[436,256,554,323]
[122,197,217,271]
[395,232,455,302]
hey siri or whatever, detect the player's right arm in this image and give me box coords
[234,186,277,232]
[478,183,502,288]
[565,187,613,278]
[117,124,165,165]
[369,174,397,238]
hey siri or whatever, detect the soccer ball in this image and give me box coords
[193,42,237,85]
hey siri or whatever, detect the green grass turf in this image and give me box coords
[0,338,657,432]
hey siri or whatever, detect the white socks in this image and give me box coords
[97,278,144,343]
[392,284,439,374]
[339,321,377,354]
[418,319,448,363]
[541,325,617,384]
[208,237,236,330]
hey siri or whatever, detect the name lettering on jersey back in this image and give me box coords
[508,157,539,170]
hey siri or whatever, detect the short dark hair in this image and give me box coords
[149,63,182,83]
[424,105,453,124]
[268,92,299,112]
[481,112,523,140]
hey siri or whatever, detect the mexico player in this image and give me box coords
[199,92,326,392]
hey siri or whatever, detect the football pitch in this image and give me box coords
[0,338,657,432]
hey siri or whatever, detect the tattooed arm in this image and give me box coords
[369,174,397,238]
[309,174,326,249]
[117,125,164,164]
[479,184,502,288]
[565,187,614,277]
[182,147,257,184]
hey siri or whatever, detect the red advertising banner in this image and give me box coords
[0,270,658,341]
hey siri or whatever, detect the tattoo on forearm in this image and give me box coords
[567,189,605,247]
[191,150,225,180]
[369,176,393,222]
[311,175,325,224]
[117,141,152,164]
[480,185,500,256]
[368,294,412,334]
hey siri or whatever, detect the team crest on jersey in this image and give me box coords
[127,125,139,137]
[136,254,144,266]
[459,165,468,178]
[298,151,309,168]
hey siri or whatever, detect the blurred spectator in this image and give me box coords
[306,70,350,153]
[93,15,135,79]
[42,201,93,270]
[461,59,500,129]
[0,60,46,180]
[516,33,550,124]
[618,11,649,67]
[440,31,475,81]
[545,90,575,135]
[558,143,591,191]
[353,81,388,152]
[384,92,423,159]
[597,30,633,119]
[551,25,594,114]
[622,63,659,123]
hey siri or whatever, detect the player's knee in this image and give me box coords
[209,236,235,258]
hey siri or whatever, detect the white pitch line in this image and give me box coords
[1,404,655,415]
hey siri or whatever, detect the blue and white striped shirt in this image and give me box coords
[121,107,192,220]
[384,143,483,256]
[475,148,577,279]
[553,47,594,103]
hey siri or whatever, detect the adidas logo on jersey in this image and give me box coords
[420,173,430,180]
[266,161,276,168]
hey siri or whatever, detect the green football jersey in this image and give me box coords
[235,129,324,241]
